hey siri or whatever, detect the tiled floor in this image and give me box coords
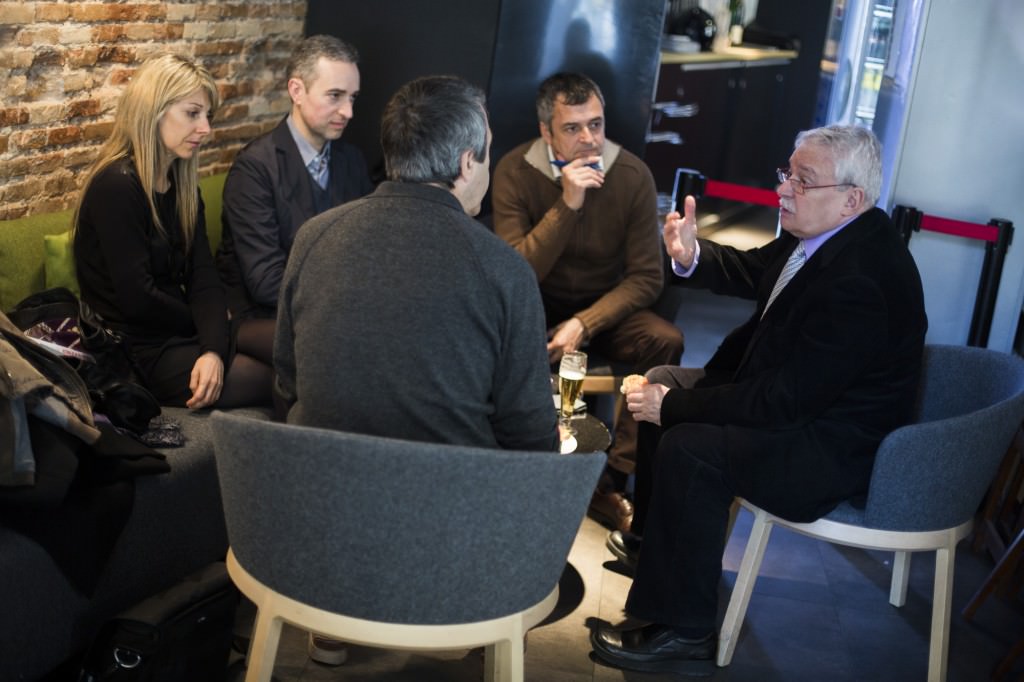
[229,510,1023,681]
[228,208,1024,681]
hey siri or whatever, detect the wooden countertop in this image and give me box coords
[661,46,797,68]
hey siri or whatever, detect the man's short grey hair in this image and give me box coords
[381,75,488,188]
[795,124,883,207]
[287,34,359,87]
[535,72,605,129]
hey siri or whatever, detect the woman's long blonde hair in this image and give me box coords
[73,54,219,252]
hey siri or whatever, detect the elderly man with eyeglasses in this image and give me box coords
[590,124,928,675]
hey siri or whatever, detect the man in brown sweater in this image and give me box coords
[492,72,684,533]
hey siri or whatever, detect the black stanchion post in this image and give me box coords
[968,218,1014,347]
[891,205,922,246]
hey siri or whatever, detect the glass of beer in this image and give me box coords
[558,350,587,436]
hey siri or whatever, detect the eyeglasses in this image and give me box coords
[776,168,855,195]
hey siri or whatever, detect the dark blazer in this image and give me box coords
[666,208,927,520]
[215,117,373,317]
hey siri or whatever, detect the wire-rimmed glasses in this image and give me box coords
[776,167,856,195]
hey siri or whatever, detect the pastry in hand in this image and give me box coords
[620,374,648,394]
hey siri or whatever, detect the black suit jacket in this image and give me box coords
[216,117,373,317]
[665,208,927,520]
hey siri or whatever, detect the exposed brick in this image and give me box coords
[195,40,246,57]
[215,103,249,122]
[72,3,139,22]
[108,68,135,86]
[45,172,79,196]
[63,147,100,169]
[0,107,29,127]
[36,4,73,22]
[66,46,102,68]
[47,126,84,146]
[32,47,64,68]
[5,74,27,98]
[0,4,35,24]
[213,122,263,143]
[83,121,114,142]
[13,129,48,152]
[93,25,125,43]
[98,46,136,65]
[2,177,46,203]
[0,205,27,221]
[0,0,310,219]
[29,152,68,175]
[66,99,102,119]
[27,103,64,125]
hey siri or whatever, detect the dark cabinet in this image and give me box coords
[645,58,791,195]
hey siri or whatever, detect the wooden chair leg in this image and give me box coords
[245,609,283,682]
[890,550,912,607]
[718,507,774,667]
[962,527,1024,620]
[927,545,956,682]
[992,634,1024,681]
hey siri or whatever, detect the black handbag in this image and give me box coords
[9,287,161,434]
[78,562,239,682]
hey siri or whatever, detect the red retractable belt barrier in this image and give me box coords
[919,214,999,243]
[703,180,779,208]
[670,167,1015,347]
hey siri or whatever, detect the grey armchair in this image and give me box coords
[210,412,605,682]
[717,344,1024,682]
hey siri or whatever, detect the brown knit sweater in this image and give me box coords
[492,137,663,337]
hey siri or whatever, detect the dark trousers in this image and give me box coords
[584,309,684,475]
[626,422,735,632]
[625,365,865,631]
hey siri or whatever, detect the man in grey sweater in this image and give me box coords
[276,74,557,451]
[274,73,560,667]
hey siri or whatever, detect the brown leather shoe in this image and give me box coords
[589,490,634,533]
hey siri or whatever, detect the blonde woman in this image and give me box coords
[73,54,272,409]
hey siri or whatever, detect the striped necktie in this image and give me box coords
[762,241,806,318]
[308,151,329,190]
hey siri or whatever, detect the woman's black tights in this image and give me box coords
[218,318,275,408]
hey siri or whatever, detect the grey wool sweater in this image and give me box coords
[275,181,559,452]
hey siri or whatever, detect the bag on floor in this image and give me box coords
[78,561,239,681]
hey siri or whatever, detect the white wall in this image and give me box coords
[891,0,1024,349]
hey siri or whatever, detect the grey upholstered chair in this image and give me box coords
[717,344,1024,682]
[210,412,605,682]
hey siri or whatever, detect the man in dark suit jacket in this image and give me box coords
[216,35,373,323]
[590,125,927,675]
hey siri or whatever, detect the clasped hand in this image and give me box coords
[625,381,670,426]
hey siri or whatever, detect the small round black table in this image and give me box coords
[563,413,611,454]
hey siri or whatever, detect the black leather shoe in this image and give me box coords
[590,623,716,676]
[605,530,641,572]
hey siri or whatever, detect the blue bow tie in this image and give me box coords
[551,159,602,170]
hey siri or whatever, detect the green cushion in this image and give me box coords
[43,231,79,296]
[0,210,74,313]
[200,172,227,253]
[0,172,226,314]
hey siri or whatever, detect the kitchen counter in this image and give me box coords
[661,46,797,68]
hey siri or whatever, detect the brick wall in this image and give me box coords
[0,0,308,221]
